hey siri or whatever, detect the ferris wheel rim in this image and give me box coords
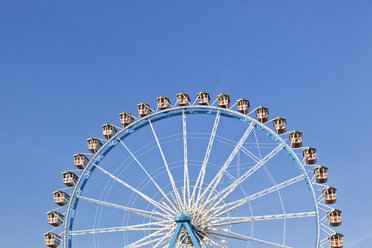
[63,105,320,248]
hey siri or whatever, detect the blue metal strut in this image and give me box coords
[168,214,201,248]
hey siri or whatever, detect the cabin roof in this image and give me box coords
[62,171,77,177]
[86,137,102,142]
[73,153,88,158]
[322,186,337,192]
[47,210,64,216]
[119,112,133,116]
[196,91,209,95]
[176,92,189,97]
[327,209,342,214]
[156,96,170,101]
[216,93,230,98]
[53,190,67,195]
[102,123,116,128]
[328,232,343,238]
[43,232,61,238]
[273,117,286,121]
[304,147,316,150]
[137,102,150,107]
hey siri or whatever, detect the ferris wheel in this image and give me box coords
[44,92,343,248]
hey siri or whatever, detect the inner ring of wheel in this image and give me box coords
[63,105,320,248]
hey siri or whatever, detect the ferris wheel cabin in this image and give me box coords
[314,166,328,183]
[47,211,64,227]
[303,147,317,165]
[102,123,117,140]
[273,117,287,134]
[119,112,134,127]
[176,92,190,106]
[53,190,70,206]
[289,131,303,148]
[216,93,230,109]
[87,137,102,153]
[196,92,210,105]
[328,233,343,248]
[255,106,269,123]
[44,232,61,248]
[62,171,78,187]
[137,103,151,117]
[156,96,171,110]
[236,98,250,114]
[327,209,342,227]
[73,153,89,169]
[322,187,337,204]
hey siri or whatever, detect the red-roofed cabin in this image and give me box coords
[196,92,210,105]
[303,147,317,165]
[216,93,230,108]
[176,92,190,106]
[322,187,337,204]
[156,96,171,110]
[53,190,70,206]
[273,117,286,134]
[314,166,328,183]
[62,171,78,187]
[255,106,269,123]
[137,103,151,117]
[289,131,302,148]
[119,112,134,127]
[102,124,117,140]
[73,153,89,169]
[47,211,64,227]
[328,233,343,248]
[327,209,342,227]
[44,232,61,248]
[87,137,102,153]
[236,98,250,115]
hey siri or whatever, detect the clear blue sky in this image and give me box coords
[0,0,371,247]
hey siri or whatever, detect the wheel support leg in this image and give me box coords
[168,214,201,248]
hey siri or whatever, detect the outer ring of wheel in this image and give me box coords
[63,105,320,248]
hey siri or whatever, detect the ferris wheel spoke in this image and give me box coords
[70,221,171,235]
[208,235,230,247]
[123,226,172,248]
[252,127,288,246]
[93,164,175,216]
[76,195,169,221]
[247,174,305,201]
[205,143,284,211]
[182,110,190,210]
[152,231,173,248]
[198,122,255,208]
[130,233,173,248]
[130,234,171,248]
[191,111,221,206]
[210,212,316,227]
[320,223,336,234]
[208,230,292,248]
[199,238,219,248]
[208,175,305,218]
[149,119,184,211]
[119,139,180,214]
[202,235,228,248]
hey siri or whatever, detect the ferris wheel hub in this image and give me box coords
[175,213,192,222]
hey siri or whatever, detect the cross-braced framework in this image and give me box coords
[44,92,343,248]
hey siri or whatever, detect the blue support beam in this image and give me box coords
[168,214,201,248]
